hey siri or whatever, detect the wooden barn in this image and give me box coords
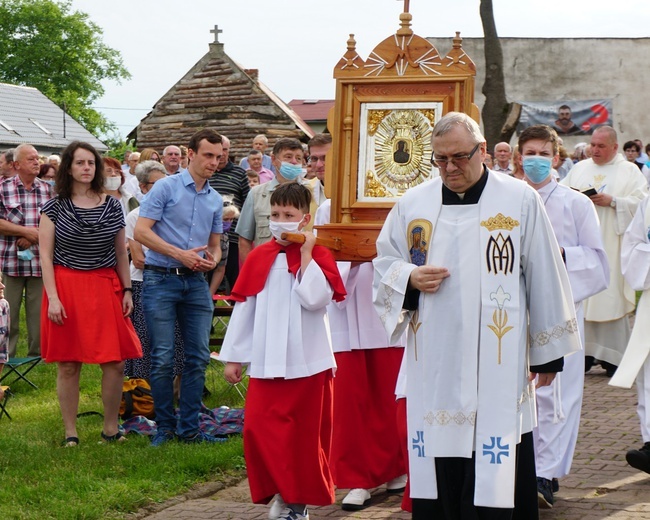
[128,28,313,161]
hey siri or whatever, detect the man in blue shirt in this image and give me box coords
[135,128,223,446]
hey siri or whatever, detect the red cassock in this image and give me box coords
[244,370,336,506]
[330,348,406,488]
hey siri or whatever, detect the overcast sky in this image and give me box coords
[69,0,649,139]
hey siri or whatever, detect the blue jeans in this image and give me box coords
[143,270,213,437]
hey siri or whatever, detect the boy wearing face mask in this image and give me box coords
[520,125,609,509]
[220,182,346,520]
[236,138,310,264]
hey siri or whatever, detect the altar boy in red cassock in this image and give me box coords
[221,182,346,520]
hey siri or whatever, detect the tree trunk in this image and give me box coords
[479,0,517,150]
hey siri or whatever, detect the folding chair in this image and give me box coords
[0,386,12,420]
[0,356,41,389]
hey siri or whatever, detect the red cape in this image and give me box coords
[230,239,346,303]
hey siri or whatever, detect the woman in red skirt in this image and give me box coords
[39,141,142,447]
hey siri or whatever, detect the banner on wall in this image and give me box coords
[516,99,613,136]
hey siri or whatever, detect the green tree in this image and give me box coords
[102,133,135,161]
[0,0,130,136]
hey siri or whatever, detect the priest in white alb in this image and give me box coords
[518,125,609,509]
[373,112,581,519]
[610,194,650,475]
[561,126,648,375]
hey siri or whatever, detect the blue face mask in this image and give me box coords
[523,156,553,184]
[279,162,304,181]
[222,221,232,233]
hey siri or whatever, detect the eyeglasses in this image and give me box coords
[309,155,326,164]
[431,143,481,170]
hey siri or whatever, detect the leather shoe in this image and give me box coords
[626,442,650,474]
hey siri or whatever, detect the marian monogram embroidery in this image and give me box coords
[481,213,520,275]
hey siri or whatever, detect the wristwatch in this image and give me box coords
[610,197,617,208]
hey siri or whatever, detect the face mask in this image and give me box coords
[522,156,553,184]
[278,162,304,181]
[104,176,122,191]
[269,220,302,242]
[222,221,233,233]
[17,249,35,261]
[45,180,55,187]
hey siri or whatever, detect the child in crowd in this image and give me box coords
[209,197,240,295]
[220,183,346,520]
[246,169,260,188]
[0,272,8,400]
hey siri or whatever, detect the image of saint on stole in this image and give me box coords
[409,226,427,267]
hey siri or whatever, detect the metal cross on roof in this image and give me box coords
[210,25,223,43]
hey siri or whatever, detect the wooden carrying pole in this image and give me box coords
[280,232,343,251]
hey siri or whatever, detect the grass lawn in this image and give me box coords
[0,305,245,519]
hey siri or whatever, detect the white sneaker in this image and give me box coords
[277,507,309,519]
[268,494,286,519]
[341,488,371,511]
[386,473,408,492]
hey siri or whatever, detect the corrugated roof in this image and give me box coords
[288,99,335,122]
[0,82,107,151]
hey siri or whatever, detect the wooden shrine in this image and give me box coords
[316,1,479,261]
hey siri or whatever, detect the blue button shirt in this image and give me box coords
[139,169,223,268]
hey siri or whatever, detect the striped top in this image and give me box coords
[41,196,125,270]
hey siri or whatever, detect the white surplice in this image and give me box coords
[373,172,580,508]
[611,196,650,440]
[219,256,336,379]
[533,181,609,480]
[561,154,648,364]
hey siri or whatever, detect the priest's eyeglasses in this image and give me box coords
[431,143,481,169]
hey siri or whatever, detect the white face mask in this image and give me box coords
[104,176,122,191]
[269,220,302,243]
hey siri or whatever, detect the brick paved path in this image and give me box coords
[142,367,650,519]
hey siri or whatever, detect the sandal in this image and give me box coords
[61,436,79,447]
[101,431,127,443]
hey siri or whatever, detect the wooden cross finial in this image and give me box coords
[210,25,223,43]
[397,0,410,13]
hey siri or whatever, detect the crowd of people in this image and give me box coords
[1,117,650,520]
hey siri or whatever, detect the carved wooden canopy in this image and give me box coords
[317,5,479,261]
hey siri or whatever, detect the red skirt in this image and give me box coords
[244,371,335,506]
[330,348,406,489]
[41,265,142,364]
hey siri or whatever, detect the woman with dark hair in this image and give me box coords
[38,163,56,184]
[39,141,142,446]
[103,156,139,217]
